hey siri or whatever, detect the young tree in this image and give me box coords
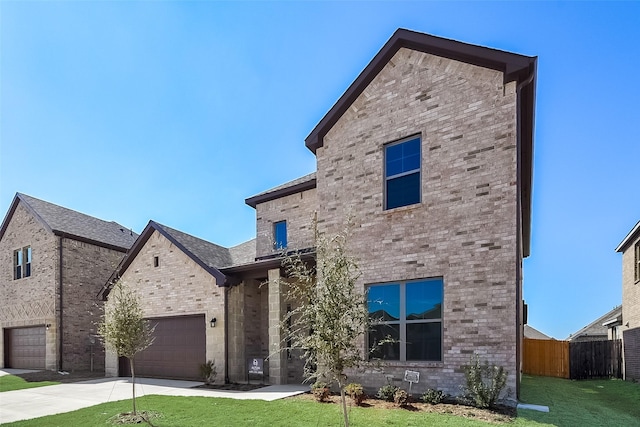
[282,224,369,427]
[98,280,155,415]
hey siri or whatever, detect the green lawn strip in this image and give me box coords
[0,375,59,392]
[4,395,513,427]
[517,375,640,427]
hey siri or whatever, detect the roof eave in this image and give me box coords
[245,178,317,208]
[615,220,640,253]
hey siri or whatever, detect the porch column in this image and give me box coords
[268,268,286,385]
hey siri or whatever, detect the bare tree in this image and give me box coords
[98,280,155,415]
[282,223,369,427]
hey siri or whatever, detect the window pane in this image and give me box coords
[406,279,443,320]
[402,138,421,171]
[274,221,287,249]
[369,324,400,360]
[25,247,32,263]
[406,322,442,361]
[386,172,420,209]
[368,284,400,321]
[385,138,421,177]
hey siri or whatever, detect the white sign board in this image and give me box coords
[404,370,419,384]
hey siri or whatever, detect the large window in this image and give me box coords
[13,246,32,280]
[385,136,421,210]
[274,220,287,250]
[368,277,442,361]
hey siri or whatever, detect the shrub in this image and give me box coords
[463,356,508,408]
[199,360,217,385]
[393,389,409,407]
[376,383,399,401]
[345,383,364,405]
[311,381,331,402]
[421,388,446,404]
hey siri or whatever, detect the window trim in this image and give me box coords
[634,241,640,283]
[367,277,443,362]
[384,135,422,211]
[273,220,288,250]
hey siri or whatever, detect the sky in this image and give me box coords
[1,1,639,340]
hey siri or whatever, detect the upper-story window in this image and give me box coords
[635,241,640,283]
[13,246,32,280]
[384,136,421,210]
[367,277,443,361]
[274,220,287,250]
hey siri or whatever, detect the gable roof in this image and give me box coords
[567,305,622,341]
[303,28,536,257]
[245,172,316,208]
[100,220,257,298]
[615,220,640,253]
[524,325,552,340]
[0,193,137,252]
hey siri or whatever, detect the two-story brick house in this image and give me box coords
[99,28,536,401]
[0,193,137,371]
[616,220,640,380]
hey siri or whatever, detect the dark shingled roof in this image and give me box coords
[100,221,257,298]
[0,193,137,251]
[245,172,316,208]
[567,306,622,341]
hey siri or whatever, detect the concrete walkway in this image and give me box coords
[0,370,308,424]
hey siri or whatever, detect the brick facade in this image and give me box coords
[104,230,225,380]
[622,327,640,381]
[620,233,640,330]
[314,48,521,398]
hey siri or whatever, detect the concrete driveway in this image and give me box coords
[0,370,307,424]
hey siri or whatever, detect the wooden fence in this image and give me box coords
[523,338,622,380]
[523,338,569,378]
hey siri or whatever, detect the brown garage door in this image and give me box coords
[5,326,46,369]
[125,314,206,380]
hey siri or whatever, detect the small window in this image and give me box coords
[13,246,31,280]
[635,241,640,283]
[153,256,159,268]
[368,277,443,361]
[274,220,287,250]
[385,136,421,210]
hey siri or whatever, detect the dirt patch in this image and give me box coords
[293,393,516,424]
[195,383,265,391]
[14,370,105,384]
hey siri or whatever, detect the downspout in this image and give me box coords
[224,285,230,384]
[514,69,535,399]
[58,236,64,371]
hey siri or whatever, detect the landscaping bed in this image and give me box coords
[14,370,105,384]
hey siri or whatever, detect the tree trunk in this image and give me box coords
[129,357,136,415]
[340,386,349,427]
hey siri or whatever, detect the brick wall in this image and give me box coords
[0,202,59,370]
[315,47,520,399]
[623,327,640,381]
[60,237,124,371]
[105,230,225,381]
[255,188,317,258]
[621,235,640,330]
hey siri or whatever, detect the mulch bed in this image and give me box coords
[14,370,106,384]
[293,393,516,424]
[195,383,265,391]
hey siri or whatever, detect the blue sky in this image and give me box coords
[1,1,639,340]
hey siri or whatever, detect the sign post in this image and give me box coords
[404,370,420,396]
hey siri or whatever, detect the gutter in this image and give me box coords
[224,286,230,383]
[58,236,64,371]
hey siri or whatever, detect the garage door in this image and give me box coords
[126,314,206,380]
[5,327,46,369]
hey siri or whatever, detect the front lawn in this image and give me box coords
[0,375,59,392]
[517,374,640,426]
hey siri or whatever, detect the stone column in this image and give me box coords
[268,268,286,385]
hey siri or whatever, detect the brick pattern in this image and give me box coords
[314,48,521,398]
[1,202,124,372]
[255,189,317,258]
[104,230,225,381]
[621,236,640,330]
[623,327,640,381]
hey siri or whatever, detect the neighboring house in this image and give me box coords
[0,193,137,371]
[616,221,640,380]
[566,306,622,342]
[99,28,537,401]
[524,325,552,340]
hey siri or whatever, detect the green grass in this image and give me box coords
[4,375,640,426]
[0,375,59,392]
[517,374,640,426]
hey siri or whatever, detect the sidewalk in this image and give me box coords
[0,371,307,424]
